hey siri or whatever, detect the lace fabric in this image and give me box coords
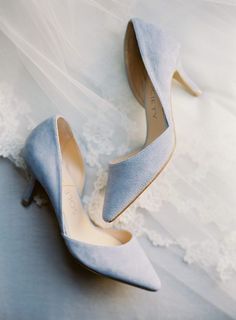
[0,0,236,298]
[0,82,35,168]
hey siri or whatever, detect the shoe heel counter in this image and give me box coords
[23,117,56,176]
[132,18,181,66]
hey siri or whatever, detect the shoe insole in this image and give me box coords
[61,139,121,246]
[144,79,168,145]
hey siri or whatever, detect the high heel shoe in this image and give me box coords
[103,18,201,222]
[21,115,161,291]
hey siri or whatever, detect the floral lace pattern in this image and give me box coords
[0,83,35,168]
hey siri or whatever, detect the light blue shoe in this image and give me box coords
[103,18,201,222]
[21,115,161,291]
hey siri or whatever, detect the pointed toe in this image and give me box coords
[102,127,174,223]
[102,198,121,223]
[146,273,161,292]
[63,234,161,291]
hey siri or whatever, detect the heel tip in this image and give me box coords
[193,89,202,97]
[21,198,32,207]
[21,177,37,208]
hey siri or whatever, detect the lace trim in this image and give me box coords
[0,82,35,168]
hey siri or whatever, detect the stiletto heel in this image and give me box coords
[22,115,161,291]
[173,61,202,97]
[103,18,201,222]
[21,176,38,207]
